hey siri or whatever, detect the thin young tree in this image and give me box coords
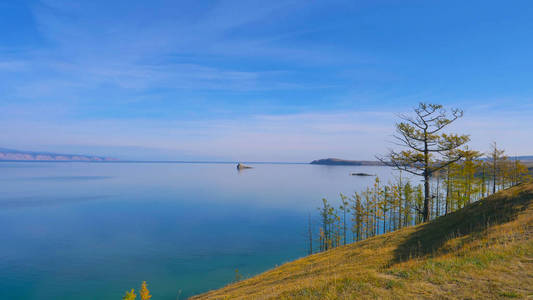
[403,182,413,227]
[433,170,441,217]
[378,103,470,222]
[140,281,152,300]
[514,160,532,184]
[350,192,363,242]
[123,289,137,300]
[333,209,341,247]
[318,198,334,250]
[363,189,372,238]
[457,148,483,206]
[395,172,404,229]
[488,142,506,194]
[339,193,350,245]
[480,159,489,198]
[414,185,424,224]
[382,186,390,233]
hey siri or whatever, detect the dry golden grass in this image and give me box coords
[191,182,533,300]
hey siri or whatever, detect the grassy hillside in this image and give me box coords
[192,182,533,299]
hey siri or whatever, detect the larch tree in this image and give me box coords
[488,142,506,194]
[319,198,334,250]
[403,182,413,227]
[140,281,152,300]
[513,159,532,185]
[378,103,470,222]
[350,192,363,242]
[457,148,483,206]
[479,159,489,198]
[339,193,350,245]
[123,289,137,300]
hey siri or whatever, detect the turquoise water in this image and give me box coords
[0,162,395,299]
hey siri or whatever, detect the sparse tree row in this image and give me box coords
[122,281,152,300]
[310,103,531,254]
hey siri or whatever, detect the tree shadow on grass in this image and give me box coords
[391,184,533,264]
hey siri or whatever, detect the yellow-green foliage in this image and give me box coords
[122,281,151,300]
[122,289,136,300]
[140,281,152,300]
[191,182,533,299]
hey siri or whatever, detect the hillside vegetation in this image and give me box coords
[192,182,533,299]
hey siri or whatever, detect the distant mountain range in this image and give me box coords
[0,148,117,162]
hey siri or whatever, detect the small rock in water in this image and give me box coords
[350,172,375,176]
[237,163,253,170]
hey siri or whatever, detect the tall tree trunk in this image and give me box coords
[492,156,497,194]
[423,130,430,222]
[436,174,440,217]
[423,171,430,221]
[343,209,346,246]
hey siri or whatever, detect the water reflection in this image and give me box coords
[0,162,397,299]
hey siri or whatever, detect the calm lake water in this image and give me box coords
[0,162,396,299]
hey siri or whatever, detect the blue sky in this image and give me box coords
[1,0,532,161]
